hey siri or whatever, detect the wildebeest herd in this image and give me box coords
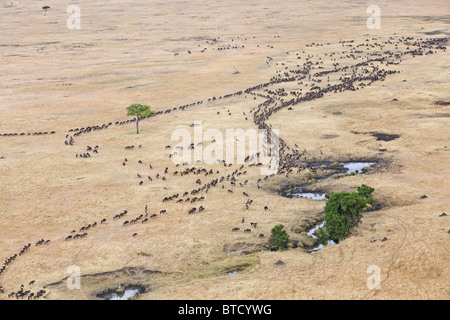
[0,35,446,299]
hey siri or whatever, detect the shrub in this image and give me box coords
[357,184,375,203]
[318,185,374,244]
[269,224,290,250]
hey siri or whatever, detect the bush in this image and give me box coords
[357,184,375,203]
[319,185,374,244]
[306,173,315,182]
[269,224,290,250]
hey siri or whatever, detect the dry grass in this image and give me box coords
[0,0,449,300]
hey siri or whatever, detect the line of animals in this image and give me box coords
[1,203,168,298]
[1,35,446,299]
[1,36,446,149]
[0,131,55,137]
[0,242,49,299]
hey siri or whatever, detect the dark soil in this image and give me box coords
[370,132,401,141]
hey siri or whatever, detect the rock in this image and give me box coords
[381,237,388,242]
[439,212,447,217]
[420,195,428,199]
[274,260,285,266]
[370,238,377,243]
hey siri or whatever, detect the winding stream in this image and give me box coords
[292,162,374,200]
[292,192,326,200]
[293,162,374,252]
[305,221,336,253]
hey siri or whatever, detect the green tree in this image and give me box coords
[357,184,375,203]
[42,6,50,15]
[318,186,374,244]
[269,224,290,250]
[126,104,155,134]
[324,191,367,242]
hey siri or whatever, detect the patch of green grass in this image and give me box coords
[197,257,259,279]
[137,251,153,257]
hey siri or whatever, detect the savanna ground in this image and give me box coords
[0,0,449,300]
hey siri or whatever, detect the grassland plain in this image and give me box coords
[0,0,449,300]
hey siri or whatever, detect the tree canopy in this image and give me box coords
[317,185,375,244]
[357,184,375,203]
[126,104,155,134]
[269,224,290,250]
[42,6,50,15]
